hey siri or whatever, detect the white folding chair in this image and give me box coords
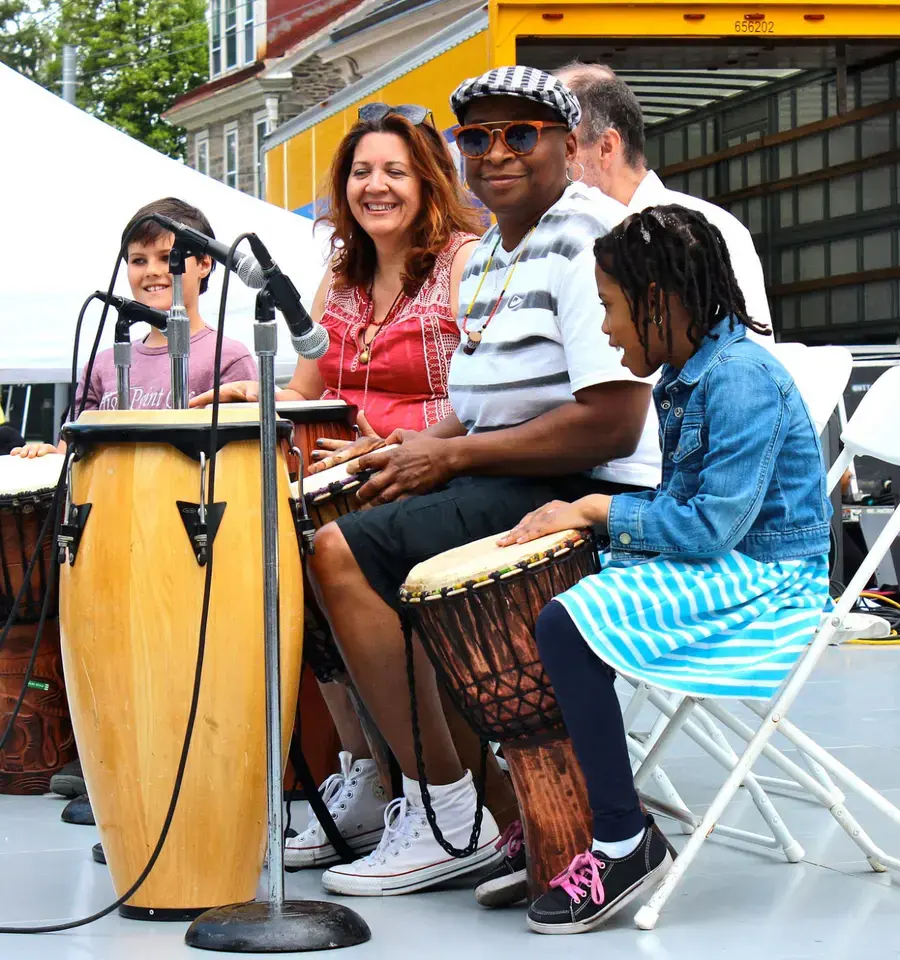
[629,364,900,930]
[624,345,854,851]
[774,343,853,437]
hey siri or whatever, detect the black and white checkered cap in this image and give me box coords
[450,66,581,130]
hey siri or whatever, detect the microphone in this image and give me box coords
[149,214,265,289]
[246,234,330,360]
[97,292,168,334]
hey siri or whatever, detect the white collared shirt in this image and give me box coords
[628,171,773,345]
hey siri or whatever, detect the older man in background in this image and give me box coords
[556,62,772,336]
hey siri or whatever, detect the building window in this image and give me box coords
[225,125,238,189]
[244,0,254,64]
[225,0,238,70]
[254,111,269,198]
[211,0,221,75]
[195,133,209,176]
[211,0,255,76]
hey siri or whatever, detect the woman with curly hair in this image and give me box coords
[193,102,518,870]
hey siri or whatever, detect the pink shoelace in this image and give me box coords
[495,820,524,858]
[550,851,607,906]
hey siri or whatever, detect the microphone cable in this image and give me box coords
[0,232,251,934]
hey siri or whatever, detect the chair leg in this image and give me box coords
[644,690,803,862]
[634,698,793,931]
[690,703,803,862]
[743,705,900,872]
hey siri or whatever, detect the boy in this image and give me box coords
[13,197,256,457]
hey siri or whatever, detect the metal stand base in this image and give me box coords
[184,901,371,953]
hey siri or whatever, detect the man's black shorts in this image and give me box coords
[335,474,648,608]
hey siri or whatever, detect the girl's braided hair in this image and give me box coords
[593,204,769,361]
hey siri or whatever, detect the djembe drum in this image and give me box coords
[59,409,303,919]
[399,529,598,896]
[0,454,77,794]
[290,444,397,530]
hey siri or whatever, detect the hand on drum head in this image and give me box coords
[9,442,59,458]
[310,412,384,473]
[497,497,609,547]
[355,431,452,506]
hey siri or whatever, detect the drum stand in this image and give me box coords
[185,289,370,953]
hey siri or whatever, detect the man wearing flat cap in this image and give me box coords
[307,66,658,902]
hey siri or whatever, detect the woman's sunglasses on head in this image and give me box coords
[358,102,434,127]
[454,120,568,159]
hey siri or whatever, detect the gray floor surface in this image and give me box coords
[2,645,899,959]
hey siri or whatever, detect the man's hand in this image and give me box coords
[355,431,454,506]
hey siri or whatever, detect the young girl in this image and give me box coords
[499,204,832,935]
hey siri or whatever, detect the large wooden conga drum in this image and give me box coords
[399,530,598,898]
[0,454,77,794]
[59,409,303,919]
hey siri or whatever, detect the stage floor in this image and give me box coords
[2,645,900,960]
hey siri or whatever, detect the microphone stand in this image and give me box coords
[168,244,191,409]
[113,321,132,411]
[184,286,370,954]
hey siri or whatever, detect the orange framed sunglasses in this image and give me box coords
[454,120,569,159]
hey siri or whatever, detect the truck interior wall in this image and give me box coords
[644,54,900,345]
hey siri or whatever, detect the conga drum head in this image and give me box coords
[399,529,598,743]
[0,454,65,623]
[274,399,357,422]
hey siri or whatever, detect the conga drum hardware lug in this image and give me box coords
[176,501,226,566]
[289,499,317,557]
[57,503,92,566]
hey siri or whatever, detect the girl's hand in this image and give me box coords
[309,411,384,474]
[497,495,610,547]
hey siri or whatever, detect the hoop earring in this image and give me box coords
[566,160,585,183]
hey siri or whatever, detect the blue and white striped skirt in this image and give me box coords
[554,551,831,700]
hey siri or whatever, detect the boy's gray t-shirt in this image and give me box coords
[76,326,257,411]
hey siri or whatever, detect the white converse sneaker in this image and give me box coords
[321,770,503,896]
[285,752,388,870]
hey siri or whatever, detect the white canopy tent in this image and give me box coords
[0,63,327,389]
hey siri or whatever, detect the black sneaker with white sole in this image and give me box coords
[474,820,527,908]
[527,815,671,935]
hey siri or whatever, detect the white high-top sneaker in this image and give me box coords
[285,752,388,870]
[321,770,503,896]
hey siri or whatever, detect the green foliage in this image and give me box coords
[2,0,210,160]
[0,0,53,78]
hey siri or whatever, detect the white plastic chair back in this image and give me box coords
[773,343,853,436]
[839,363,900,467]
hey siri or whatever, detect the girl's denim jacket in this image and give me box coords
[607,320,832,563]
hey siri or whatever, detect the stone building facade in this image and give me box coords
[165,0,480,200]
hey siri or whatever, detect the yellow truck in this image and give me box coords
[264,0,900,344]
